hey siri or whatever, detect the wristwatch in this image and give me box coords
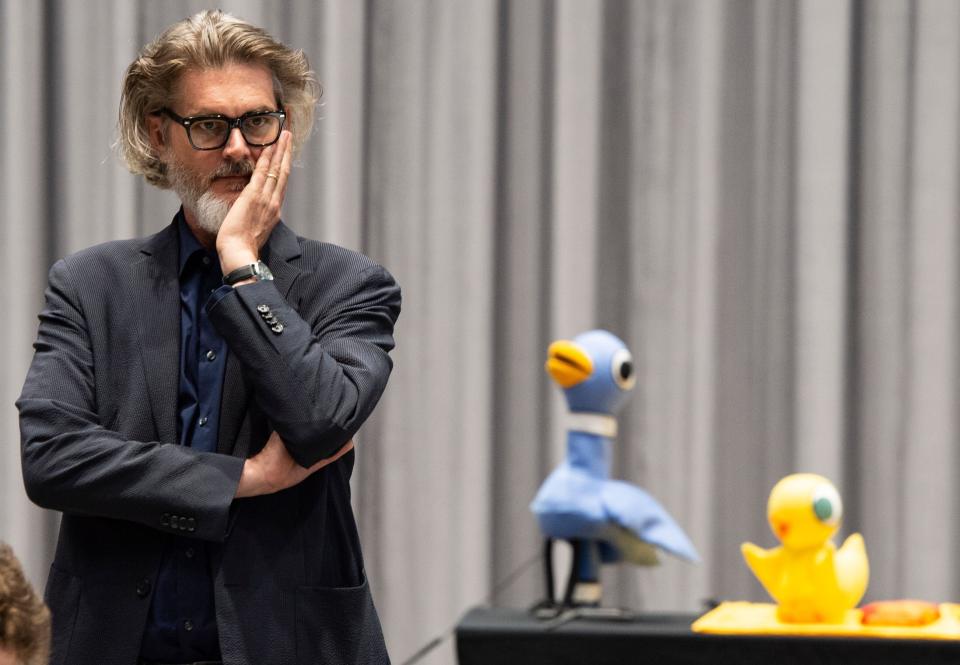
[223,260,274,286]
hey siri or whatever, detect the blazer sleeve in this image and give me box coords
[17,259,245,541]
[206,261,401,467]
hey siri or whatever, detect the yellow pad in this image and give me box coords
[692,602,960,640]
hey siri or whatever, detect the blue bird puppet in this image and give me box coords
[530,330,699,611]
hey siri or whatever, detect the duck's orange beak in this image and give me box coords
[773,519,790,540]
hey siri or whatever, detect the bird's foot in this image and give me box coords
[529,598,563,620]
[532,604,639,628]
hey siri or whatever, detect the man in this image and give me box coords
[0,543,51,665]
[17,10,399,665]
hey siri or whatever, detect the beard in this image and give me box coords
[166,155,254,235]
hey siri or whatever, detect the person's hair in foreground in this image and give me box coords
[0,543,50,665]
[118,9,321,189]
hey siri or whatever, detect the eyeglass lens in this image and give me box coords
[190,114,282,149]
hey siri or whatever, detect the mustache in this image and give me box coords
[211,161,255,180]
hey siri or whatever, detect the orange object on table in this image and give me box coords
[861,600,940,627]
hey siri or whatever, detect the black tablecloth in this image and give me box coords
[455,606,960,665]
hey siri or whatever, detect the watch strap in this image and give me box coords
[223,261,272,285]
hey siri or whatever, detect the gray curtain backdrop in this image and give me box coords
[2,0,958,662]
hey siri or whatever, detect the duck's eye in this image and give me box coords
[812,483,842,525]
[611,348,636,390]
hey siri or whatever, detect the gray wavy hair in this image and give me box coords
[118,10,320,189]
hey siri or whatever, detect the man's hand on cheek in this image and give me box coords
[217,129,293,274]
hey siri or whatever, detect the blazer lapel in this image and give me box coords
[217,222,303,456]
[261,221,303,302]
[132,222,181,445]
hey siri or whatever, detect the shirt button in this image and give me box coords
[136,578,151,598]
[206,350,216,361]
[184,619,194,632]
[185,547,195,559]
[202,256,211,265]
[198,416,208,427]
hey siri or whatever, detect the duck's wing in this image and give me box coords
[601,480,700,562]
[741,541,782,599]
[835,533,869,606]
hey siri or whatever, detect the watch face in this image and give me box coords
[255,261,275,281]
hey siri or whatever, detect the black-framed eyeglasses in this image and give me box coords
[160,108,286,150]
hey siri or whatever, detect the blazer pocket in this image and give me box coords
[44,564,80,665]
[295,575,389,665]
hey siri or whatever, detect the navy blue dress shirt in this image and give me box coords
[140,214,231,662]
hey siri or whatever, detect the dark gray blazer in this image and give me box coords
[17,218,400,665]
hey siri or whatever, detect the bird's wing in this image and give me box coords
[741,541,781,600]
[531,464,606,539]
[601,527,661,566]
[601,480,700,562]
[835,533,869,606]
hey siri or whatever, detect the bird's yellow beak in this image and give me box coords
[546,340,593,388]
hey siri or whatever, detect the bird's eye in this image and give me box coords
[611,348,636,391]
[812,483,842,526]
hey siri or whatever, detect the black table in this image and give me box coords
[455,606,960,665]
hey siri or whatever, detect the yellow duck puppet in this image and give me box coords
[741,473,869,624]
[695,473,960,638]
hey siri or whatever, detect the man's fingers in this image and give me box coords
[264,429,284,450]
[247,142,278,189]
[271,131,294,205]
[308,439,355,473]
[331,439,355,461]
[260,131,288,190]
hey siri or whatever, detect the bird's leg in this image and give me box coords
[543,538,555,606]
[562,539,602,608]
[531,538,560,618]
